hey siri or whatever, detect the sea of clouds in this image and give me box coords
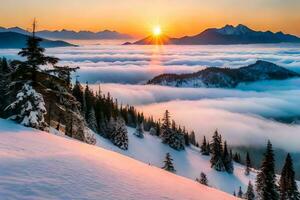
[1,44,300,152]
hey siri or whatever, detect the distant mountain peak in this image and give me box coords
[217,24,253,35]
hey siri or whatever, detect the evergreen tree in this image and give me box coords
[279,153,300,200]
[134,121,144,138]
[18,20,58,71]
[238,186,244,198]
[160,110,172,144]
[0,57,10,73]
[245,181,255,200]
[196,172,208,186]
[189,131,196,146]
[111,117,128,150]
[223,141,234,173]
[72,80,84,109]
[210,130,225,171]
[200,136,209,155]
[87,107,97,132]
[162,153,175,172]
[5,84,47,130]
[233,152,241,163]
[233,191,236,197]
[245,151,252,176]
[256,140,279,200]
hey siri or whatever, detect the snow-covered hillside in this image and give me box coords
[0,119,236,200]
[97,127,257,195]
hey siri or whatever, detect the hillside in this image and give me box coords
[0,119,236,200]
[129,24,300,45]
[148,60,300,88]
[0,32,76,48]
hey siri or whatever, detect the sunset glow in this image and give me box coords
[153,26,162,36]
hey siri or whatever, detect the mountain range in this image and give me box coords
[128,24,300,45]
[0,26,132,40]
[148,60,300,88]
[0,32,76,48]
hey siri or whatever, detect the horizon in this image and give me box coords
[1,0,300,38]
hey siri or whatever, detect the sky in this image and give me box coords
[0,0,300,37]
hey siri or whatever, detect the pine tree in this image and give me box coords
[5,84,47,130]
[210,130,225,171]
[72,80,84,109]
[256,140,279,200]
[200,136,209,155]
[18,20,58,71]
[245,151,252,176]
[238,186,244,198]
[162,153,175,172]
[196,172,208,186]
[245,181,255,200]
[111,117,128,150]
[189,131,196,146]
[87,107,97,132]
[223,141,234,173]
[160,110,172,144]
[134,121,144,138]
[279,153,300,200]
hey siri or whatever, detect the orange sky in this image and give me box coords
[1,0,300,37]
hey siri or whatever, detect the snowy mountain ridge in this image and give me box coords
[148,60,300,88]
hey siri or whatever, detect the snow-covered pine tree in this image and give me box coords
[134,121,144,138]
[111,117,128,150]
[162,153,175,172]
[87,107,97,132]
[107,116,116,139]
[223,141,234,173]
[5,83,47,130]
[245,181,255,200]
[238,186,243,198]
[72,80,84,110]
[245,151,252,176]
[196,172,208,186]
[168,130,185,150]
[210,130,225,171]
[160,110,172,144]
[256,140,279,200]
[279,153,300,200]
[149,126,157,136]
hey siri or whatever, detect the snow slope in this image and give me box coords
[97,127,257,195]
[0,119,236,200]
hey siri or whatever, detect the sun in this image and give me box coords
[153,26,162,36]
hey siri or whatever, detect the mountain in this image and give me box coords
[0,26,132,40]
[147,60,300,88]
[125,34,173,45]
[129,24,300,45]
[0,32,76,48]
[0,119,236,200]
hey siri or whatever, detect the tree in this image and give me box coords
[5,84,47,130]
[245,152,252,176]
[160,110,172,144]
[162,153,175,172]
[279,153,300,200]
[210,130,225,171]
[134,121,144,138]
[18,19,58,71]
[245,181,255,200]
[238,186,244,198]
[111,117,128,150]
[200,136,209,155]
[72,80,84,110]
[256,140,279,200]
[223,141,234,173]
[189,131,196,146]
[87,107,97,132]
[196,172,208,186]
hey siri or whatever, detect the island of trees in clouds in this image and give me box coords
[0,22,299,200]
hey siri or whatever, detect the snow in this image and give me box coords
[0,119,236,200]
[96,127,257,195]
